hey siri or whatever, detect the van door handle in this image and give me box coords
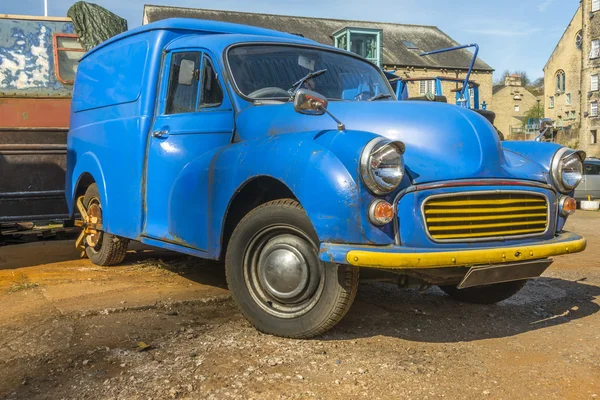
[152,129,169,138]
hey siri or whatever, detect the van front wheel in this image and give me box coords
[225,199,359,338]
[81,183,128,266]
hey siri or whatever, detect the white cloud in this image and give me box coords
[538,0,556,12]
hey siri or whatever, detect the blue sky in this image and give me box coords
[3,0,580,80]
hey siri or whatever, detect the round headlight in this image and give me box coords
[551,147,586,193]
[360,138,405,195]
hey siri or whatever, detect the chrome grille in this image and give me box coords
[423,191,549,242]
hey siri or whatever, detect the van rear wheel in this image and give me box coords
[225,199,359,338]
[81,183,128,266]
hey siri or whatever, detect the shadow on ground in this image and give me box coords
[2,239,598,345]
[325,277,600,343]
[0,240,178,270]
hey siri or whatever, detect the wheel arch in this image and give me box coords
[219,175,298,259]
[67,152,108,222]
[73,172,96,205]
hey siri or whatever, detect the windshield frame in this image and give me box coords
[223,42,397,104]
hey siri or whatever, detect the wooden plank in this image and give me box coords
[0,14,72,22]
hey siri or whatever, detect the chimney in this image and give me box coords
[505,74,523,87]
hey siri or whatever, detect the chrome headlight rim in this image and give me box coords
[359,137,406,195]
[551,147,586,193]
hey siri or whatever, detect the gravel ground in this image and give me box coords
[0,212,599,399]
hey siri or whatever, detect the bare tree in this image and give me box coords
[494,70,534,88]
[514,70,531,87]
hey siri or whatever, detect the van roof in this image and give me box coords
[82,17,314,60]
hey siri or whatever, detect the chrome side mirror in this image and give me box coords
[293,89,345,131]
[293,89,327,115]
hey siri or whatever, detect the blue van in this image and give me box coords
[67,19,587,338]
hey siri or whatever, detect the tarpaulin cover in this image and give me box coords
[67,1,127,50]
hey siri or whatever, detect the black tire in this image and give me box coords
[82,183,128,266]
[439,280,527,304]
[225,199,359,338]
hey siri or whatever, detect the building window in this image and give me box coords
[401,40,418,50]
[549,96,555,108]
[556,70,566,92]
[592,130,598,144]
[591,101,599,117]
[333,27,382,66]
[593,0,600,12]
[591,40,600,59]
[576,30,583,50]
[419,80,436,95]
[592,74,599,91]
[514,105,520,112]
[52,34,85,84]
[566,93,572,105]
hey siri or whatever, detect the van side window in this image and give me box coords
[166,52,200,114]
[198,56,223,109]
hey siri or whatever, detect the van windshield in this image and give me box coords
[227,45,393,101]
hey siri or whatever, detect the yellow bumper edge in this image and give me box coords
[345,234,586,269]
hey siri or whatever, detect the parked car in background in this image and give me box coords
[575,158,600,201]
[67,18,587,339]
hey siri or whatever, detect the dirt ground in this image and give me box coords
[0,212,599,400]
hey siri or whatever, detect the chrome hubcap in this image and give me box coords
[244,226,324,318]
[259,240,309,301]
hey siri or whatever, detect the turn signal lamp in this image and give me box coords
[369,199,395,226]
[559,196,577,216]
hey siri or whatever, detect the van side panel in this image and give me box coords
[67,30,170,239]
[71,40,149,112]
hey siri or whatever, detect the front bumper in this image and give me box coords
[319,231,586,269]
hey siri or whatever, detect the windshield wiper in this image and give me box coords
[367,93,392,101]
[288,69,328,97]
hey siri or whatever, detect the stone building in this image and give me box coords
[544,2,600,156]
[492,75,541,137]
[143,5,495,107]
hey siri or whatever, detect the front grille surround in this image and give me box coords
[421,190,551,243]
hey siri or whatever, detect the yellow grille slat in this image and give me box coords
[426,213,548,223]
[425,205,547,215]
[431,227,546,240]
[426,198,545,207]
[423,192,549,241]
[428,220,547,232]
